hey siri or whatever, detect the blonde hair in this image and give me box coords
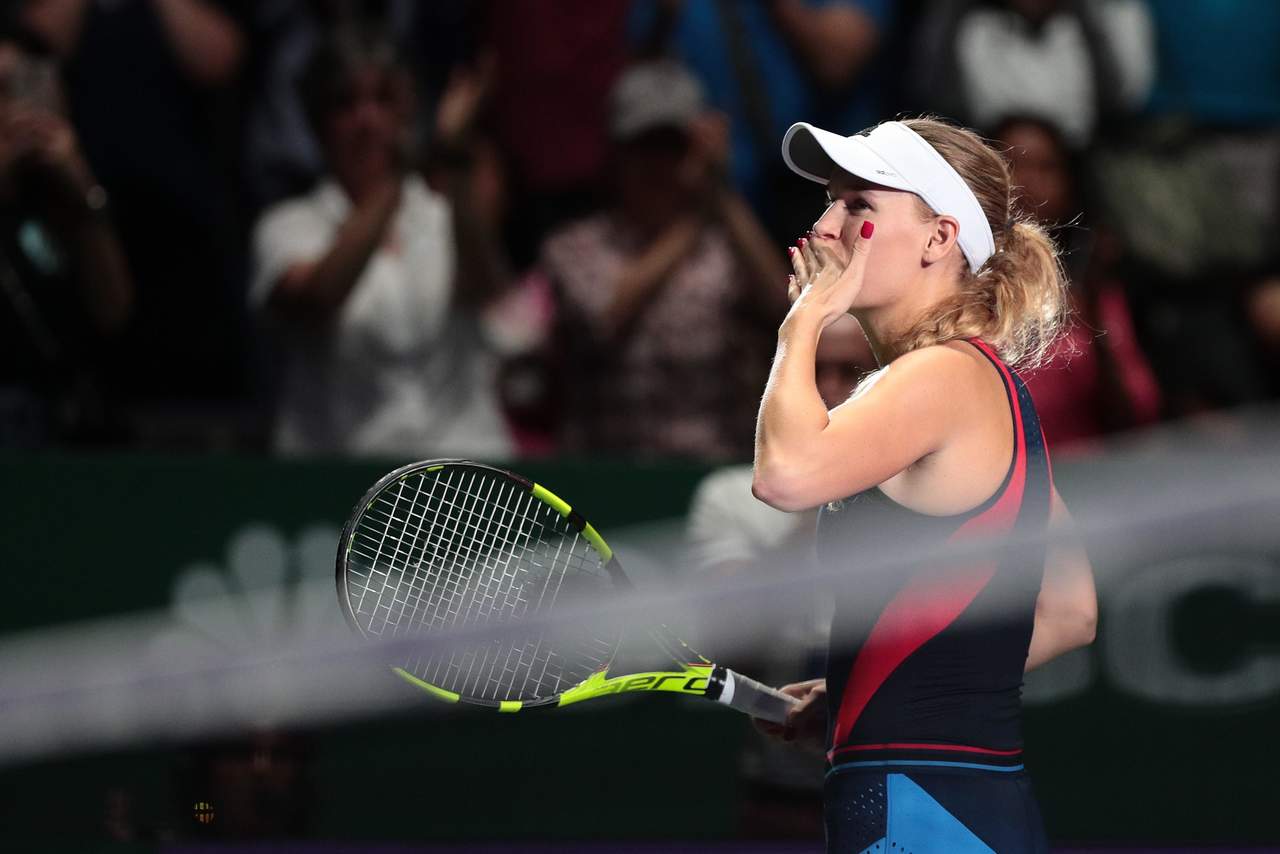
[895,117,1069,370]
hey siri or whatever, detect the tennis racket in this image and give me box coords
[336,459,798,723]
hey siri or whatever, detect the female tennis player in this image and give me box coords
[751,118,1097,852]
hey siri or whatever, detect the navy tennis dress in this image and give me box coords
[816,338,1054,853]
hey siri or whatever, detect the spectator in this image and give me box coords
[541,60,790,459]
[22,0,252,413]
[1134,1,1280,410]
[0,22,132,444]
[686,315,874,838]
[910,0,1154,146]
[632,0,893,244]
[1084,0,1280,413]
[250,30,512,458]
[992,114,1161,448]
[244,0,471,210]
[1246,276,1280,399]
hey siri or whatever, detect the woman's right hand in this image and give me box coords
[785,224,872,329]
[752,678,827,753]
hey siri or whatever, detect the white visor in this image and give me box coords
[781,121,996,273]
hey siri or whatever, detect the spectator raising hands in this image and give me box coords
[0,28,132,443]
[541,60,789,459]
[250,30,512,458]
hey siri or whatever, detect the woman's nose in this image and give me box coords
[812,201,844,241]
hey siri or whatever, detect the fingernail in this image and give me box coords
[860,220,875,239]
[788,246,796,256]
[799,237,808,247]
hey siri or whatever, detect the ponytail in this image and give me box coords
[895,118,1070,370]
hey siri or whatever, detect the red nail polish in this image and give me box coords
[799,237,808,246]
[788,246,796,256]
[860,220,875,239]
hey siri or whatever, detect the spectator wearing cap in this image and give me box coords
[249,30,512,458]
[631,0,894,245]
[540,60,790,459]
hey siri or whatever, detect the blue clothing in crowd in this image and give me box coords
[630,0,894,205]
[1145,0,1280,126]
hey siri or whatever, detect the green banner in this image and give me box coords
[0,452,1275,845]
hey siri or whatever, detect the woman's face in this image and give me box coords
[323,65,408,180]
[812,169,942,309]
[1000,120,1073,223]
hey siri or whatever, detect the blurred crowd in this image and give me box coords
[2,0,1279,460]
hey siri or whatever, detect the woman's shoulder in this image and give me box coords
[853,341,1005,428]
[881,341,990,391]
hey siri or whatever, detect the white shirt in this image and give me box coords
[251,176,512,458]
[957,0,1154,145]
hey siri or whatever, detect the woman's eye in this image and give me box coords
[845,199,870,212]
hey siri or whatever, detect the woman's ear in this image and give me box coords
[922,215,961,266]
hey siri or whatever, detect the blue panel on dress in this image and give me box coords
[886,773,995,853]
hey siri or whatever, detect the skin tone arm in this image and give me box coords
[602,215,705,338]
[431,60,511,310]
[442,160,509,310]
[1026,487,1097,670]
[266,179,402,323]
[752,235,976,512]
[149,0,245,85]
[691,114,790,321]
[4,106,133,331]
[23,0,244,85]
[711,187,791,322]
[41,126,132,332]
[767,0,882,90]
[19,1,88,58]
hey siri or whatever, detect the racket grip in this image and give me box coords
[715,668,799,724]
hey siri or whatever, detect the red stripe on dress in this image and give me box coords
[829,339,1029,751]
[828,560,1000,749]
[830,742,1024,758]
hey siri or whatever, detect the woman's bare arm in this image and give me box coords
[1026,487,1097,672]
[753,323,972,512]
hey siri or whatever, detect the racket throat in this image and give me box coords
[704,665,733,705]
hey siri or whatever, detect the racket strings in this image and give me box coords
[343,466,618,702]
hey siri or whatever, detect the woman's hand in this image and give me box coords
[751,678,827,754]
[784,222,873,329]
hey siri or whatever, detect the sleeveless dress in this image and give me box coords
[816,338,1053,853]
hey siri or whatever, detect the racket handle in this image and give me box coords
[713,668,799,724]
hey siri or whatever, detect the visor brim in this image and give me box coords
[781,122,916,193]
